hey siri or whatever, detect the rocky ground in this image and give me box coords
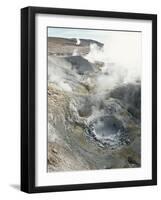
[47,37,141,172]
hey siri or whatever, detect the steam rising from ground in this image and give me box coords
[85,31,141,90]
[76,38,81,45]
[48,56,73,92]
[48,31,141,92]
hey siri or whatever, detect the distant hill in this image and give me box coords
[48,37,104,56]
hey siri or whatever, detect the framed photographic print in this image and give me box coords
[21,6,157,193]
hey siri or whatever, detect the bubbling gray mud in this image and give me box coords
[48,37,141,172]
[86,116,130,149]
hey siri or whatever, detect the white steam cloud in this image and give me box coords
[76,38,81,45]
[48,56,73,92]
[85,31,142,90]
